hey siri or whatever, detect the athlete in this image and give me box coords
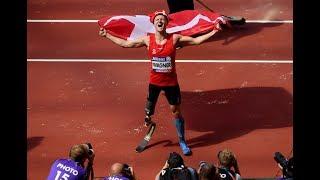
[99,10,223,156]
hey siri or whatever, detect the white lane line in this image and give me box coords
[246,20,293,23]
[27,20,98,23]
[27,19,293,23]
[27,59,293,63]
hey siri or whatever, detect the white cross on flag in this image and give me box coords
[98,10,226,40]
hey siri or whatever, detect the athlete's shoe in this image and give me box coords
[179,140,192,156]
[222,15,246,26]
[176,45,183,50]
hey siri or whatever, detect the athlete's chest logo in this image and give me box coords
[152,48,164,54]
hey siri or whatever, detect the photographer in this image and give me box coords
[274,152,293,180]
[104,162,136,180]
[217,149,241,180]
[47,143,95,180]
[197,161,219,180]
[155,152,198,180]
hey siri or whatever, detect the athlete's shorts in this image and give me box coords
[147,84,181,105]
[167,0,194,14]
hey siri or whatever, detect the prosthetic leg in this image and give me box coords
[174,117,192,155]
[135,100,157,153]
[144,100,155,126]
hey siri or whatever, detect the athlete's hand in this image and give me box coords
[99,28,107,37]
[215,23,222,31]
[220,16,233,29]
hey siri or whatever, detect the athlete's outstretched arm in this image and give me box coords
[175,28,219,47]
[99,28,148,48]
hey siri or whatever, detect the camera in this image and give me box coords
[274,152,293,178]
[86,143,94,156]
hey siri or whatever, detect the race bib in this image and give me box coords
[152,56,172,73]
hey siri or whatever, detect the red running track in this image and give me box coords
[27,0,292,20]
[27,0,292,179]
[27,23,292,60]
[27,62,293,179]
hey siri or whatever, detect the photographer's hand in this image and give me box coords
[85,152,95,180]
[128,166,137,180]
[162,160,169,170]
[155,161,169,180]
[88,150,95,165]
[233,159,240,175]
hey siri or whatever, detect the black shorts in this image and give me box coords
[147,84,181,105]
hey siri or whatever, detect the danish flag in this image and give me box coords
[98,10,226,40]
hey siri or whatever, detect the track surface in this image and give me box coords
[27,0,292,179]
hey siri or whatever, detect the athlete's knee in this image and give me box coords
[172,110,181,118]
[170,105,181,118]
[145,100,156,116]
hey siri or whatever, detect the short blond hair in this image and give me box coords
[218,149,236,168]
[69,144,89,162]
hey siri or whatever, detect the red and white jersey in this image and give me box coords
[147,33,178,86]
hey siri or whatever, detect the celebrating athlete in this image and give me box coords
[99,10,223,155]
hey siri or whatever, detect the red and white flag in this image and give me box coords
[98,10,226,40]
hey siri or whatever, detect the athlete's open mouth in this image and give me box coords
[157,23,164,28]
